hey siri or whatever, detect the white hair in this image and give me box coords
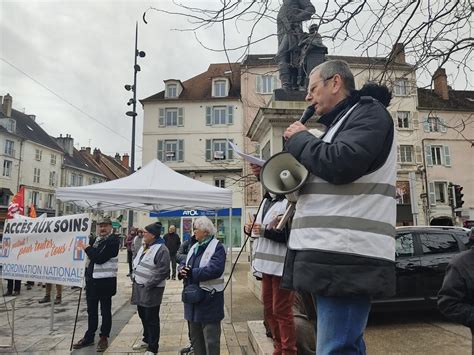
[193,216,216,236]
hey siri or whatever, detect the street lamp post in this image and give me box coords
[125,21,145,231]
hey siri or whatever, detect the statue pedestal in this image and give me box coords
[273,89,307,102]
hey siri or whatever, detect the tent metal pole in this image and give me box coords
[229,207,232,323]
[50,201,60,331]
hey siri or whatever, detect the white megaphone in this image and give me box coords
[260,151,309,231]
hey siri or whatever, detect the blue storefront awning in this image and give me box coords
[150,208,241,218]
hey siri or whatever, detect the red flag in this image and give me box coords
[29,203,37,218]
[7,186,25,218]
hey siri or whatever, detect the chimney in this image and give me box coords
[390,43,405,64]
[55,133,74,157]
[28,114,36,121]
[93,148,101,163]
[2,93,12,117]
[121,153,130,168]
[433,68,449,100]
[86,147,91,155]
[114,153,121,162]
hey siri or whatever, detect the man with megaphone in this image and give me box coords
[278,59,396,355]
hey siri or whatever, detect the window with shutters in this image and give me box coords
[434,182,448,203]
[213,106,227,125]
[166,108,178,126]
[398,145,414,163]
[428,181,449,206]
[159,107,184,127]
[256,74,276,94]
[397,111,410,129]
[157,139,184,162]
[425,144,451,167]
[165,140,177,161]
[205,139,234,161]
[205,106,234,126]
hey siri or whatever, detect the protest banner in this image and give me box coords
[0,213,91,287]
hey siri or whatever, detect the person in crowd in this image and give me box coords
[125,227,138,277]
[246,163,296,355]
[164,225,181,280]
[178,216,226,355]
[38,284,63,304]
[73,216,120,352]
[132,229,145,260]
[282,60,397,354]
[176,228,198,354]
[438,245,474,353]
[131,222,170,355]
[3,279,21,296]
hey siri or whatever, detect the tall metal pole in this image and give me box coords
[128,22,138,231]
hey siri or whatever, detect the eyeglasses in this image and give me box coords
[308,75,335,92]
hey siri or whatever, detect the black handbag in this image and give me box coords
[182,283,205,304]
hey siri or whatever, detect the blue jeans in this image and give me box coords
[313,294,371,355]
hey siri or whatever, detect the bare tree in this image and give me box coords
[143,0,473,87]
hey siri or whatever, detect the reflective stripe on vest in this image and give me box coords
[92,257,118,279]
[133,244,165,287]
[252,199,288,276]
[186,238,224,292]
[288,103,397,262]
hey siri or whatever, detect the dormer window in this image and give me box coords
[166,83,178,98]
[164,80,183,98]
[213,79,228,97]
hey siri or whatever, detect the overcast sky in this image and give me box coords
[1,0,471,168]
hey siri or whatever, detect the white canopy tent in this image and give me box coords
[56,158,235,320]
[56,159,233,211]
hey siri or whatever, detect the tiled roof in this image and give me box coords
[0,109,63,151]
[241,54,277,66]
[78,149,129,181]
[417,88,474,111]
[141,63,241,103]
[63,148,104,176]
[241,54,413,69]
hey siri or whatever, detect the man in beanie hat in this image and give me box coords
[131,222,170,355]
[73,216,120,352]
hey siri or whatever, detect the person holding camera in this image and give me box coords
[178,217,226,355]
[131,222,170,355]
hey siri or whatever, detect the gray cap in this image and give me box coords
[98,215,112,225]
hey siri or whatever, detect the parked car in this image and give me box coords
[372,226,470,311]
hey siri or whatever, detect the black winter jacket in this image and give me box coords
[84,234,120,299]
[438,248,474,328]
[281,93,396,298]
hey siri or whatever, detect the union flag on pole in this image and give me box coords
[7,186,25,218]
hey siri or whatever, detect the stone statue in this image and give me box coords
[297,24,327,88]
[276,0,316,91]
